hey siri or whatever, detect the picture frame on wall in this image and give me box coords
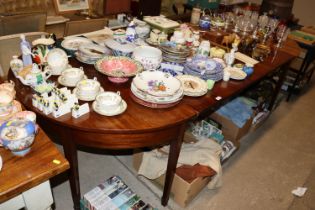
[53,0,90,14]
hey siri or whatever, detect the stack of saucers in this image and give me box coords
[183,56,224,81]
[76,43,111,64]
[160,42,190,64]
[130,70,184,108]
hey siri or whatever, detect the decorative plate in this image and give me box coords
[95,56,143,78]
[61,37,93,51]
[226,67,247,80]
[176,75,208,97]
[93,100,127,116]
[132,70,181,97]
[131,82,183,104]
[145,38,159,46]
[130,92,180,109]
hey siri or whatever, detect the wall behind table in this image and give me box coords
[249,0,315,26]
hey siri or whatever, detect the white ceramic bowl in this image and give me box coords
[132,46,162,70]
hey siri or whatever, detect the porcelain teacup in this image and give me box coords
[76,79,100,99]
[61,67,84,86]
[95,91,122,112]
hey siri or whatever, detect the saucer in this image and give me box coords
[92,100,127,116]
[73,87,104,101]
[58,75,87,87]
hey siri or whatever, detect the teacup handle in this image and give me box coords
[116,91,120,96]
[80,67,83,71]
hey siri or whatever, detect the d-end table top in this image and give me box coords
[0,127,69,203]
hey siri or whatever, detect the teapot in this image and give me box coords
[199,9,211,30]
[25,64,52,86]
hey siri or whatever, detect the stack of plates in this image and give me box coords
[160,43,190,64]
[183,56,224,81]
[131,70,184,108]
[76,43,111,65]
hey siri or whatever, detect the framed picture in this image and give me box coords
[53,0,90,14]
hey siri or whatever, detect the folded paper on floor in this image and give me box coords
[138,139,222,189]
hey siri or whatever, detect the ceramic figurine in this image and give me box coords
[20,34,33,67]
[10,55,23,75]
[126,21,138,42]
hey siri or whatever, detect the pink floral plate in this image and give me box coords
[95,56,143,83]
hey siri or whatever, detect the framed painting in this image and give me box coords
[53,0,90,14]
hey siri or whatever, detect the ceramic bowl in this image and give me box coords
[95,56,143,79]
[0,81,15,96]
[104,38,135,57]
[132,46,162,70]
[0,119,36,156]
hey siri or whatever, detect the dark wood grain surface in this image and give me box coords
[0,127,69,203]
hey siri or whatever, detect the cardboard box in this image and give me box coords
[210,112,253,143]
[133,152,212,208]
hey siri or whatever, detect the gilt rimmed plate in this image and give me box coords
[176,75,208,97]
[132,70,181,97]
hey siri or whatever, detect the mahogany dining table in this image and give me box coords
[8,38,300,210]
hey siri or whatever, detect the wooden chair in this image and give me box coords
[64,18,108,37]
[0,12,47,36]
[0,32,48,79]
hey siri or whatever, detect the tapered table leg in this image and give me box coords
[61,131,81,210]
[161,124,186,206]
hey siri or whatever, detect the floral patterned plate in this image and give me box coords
[132,70,182,97]
[131,82,183,104]
[95,56,143,81]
